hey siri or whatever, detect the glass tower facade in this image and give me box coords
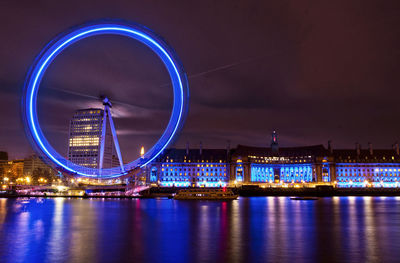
[67,109,117,169]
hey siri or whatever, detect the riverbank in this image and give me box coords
[144,186,400,197]
[236,187,400,197]
[1,186,400,198]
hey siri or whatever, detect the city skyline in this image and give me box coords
[1,2,400,262]
[1,1,400,161]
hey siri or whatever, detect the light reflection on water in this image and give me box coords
[0,197,400,263]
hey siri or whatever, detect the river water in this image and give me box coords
[0,196,399,263]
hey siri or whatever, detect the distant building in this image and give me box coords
[1,159,24,180]
[146,134,400,188]
[0,151,8,177]
[23,155,55,177]
[332,142,400,187]
[67,108,119,169]
[0,151,8,161]
[231,144,330,184]
[149,145,230,187]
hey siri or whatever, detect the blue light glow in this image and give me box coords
[236,160,243,182]
[251,164,313,183]
[22,21,189,179]
[156,162,228,187]
[336,163,400,188]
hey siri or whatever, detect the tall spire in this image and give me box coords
[271,131,279,153]
[328,140,333,154]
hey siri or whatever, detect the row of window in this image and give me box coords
[162,168,226,172]
[162,164,226,167]
[164,160,225,163]
[162,172,226,177]
[338,177,400,183]
[161,177,227,182]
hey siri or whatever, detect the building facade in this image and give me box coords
[149,147,230,187]
[68,108,118,169]
[230,144,332,184]
[23,155,55,177]
[0,159,24,182]
[332,143,400,187]
[146,135,400,188]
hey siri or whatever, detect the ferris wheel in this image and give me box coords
[21,20,189,179]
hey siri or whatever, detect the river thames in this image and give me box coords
[0,197,399,263]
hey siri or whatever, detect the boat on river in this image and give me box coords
[174,188,238,200]
[290,197,319,200]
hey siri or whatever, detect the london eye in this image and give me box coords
[21,20,189,179]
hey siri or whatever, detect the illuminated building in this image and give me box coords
[332,143,400,188]
[149,145,230,187]
[148,133,400,188]
[0,151,8,177]
[68,108,119,169]
[229,132,332,185]
[1,159,24,181]
[23,155,55,177]
[231,145,329,184]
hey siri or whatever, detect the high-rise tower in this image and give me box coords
[67,108,120,169]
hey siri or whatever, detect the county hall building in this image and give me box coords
[148,132,400,188]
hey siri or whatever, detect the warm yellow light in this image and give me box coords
[25,177,31,183]
[57,185,67,192]
[140,146,145,157]
[3,177,9,182]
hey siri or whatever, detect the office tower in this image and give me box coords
[67,108,119,168]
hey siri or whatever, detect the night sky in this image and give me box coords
[0,0,399,162]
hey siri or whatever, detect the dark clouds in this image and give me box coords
[0,0,399,161]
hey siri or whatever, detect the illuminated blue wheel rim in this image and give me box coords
[22,20,189,179]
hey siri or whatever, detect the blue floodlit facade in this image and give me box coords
[250,164,313,183]
[158,162,228,187]
[230,144,327,184]
[22,20,189,179]
[149,149,229,187]
[147,135,400,188]
[332,147,400,188]
[235,159,244,182]
[333,147,400,188]
[336,164,400,188]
